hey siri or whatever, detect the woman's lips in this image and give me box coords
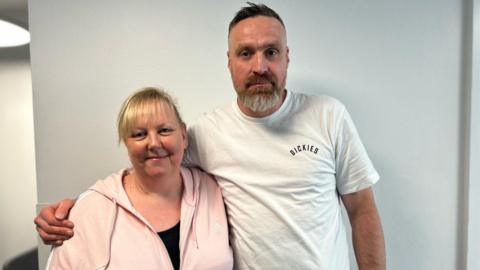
[146,154,168,160]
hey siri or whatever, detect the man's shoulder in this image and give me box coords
[290,91,346,113]
[181,166,217,187]
[188,102,234,130]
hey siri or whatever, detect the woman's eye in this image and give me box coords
[131,131,146,138]
[158,128,173,134]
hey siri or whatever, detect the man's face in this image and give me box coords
[227,16,289,114]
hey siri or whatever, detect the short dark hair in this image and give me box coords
[228,2,285,34]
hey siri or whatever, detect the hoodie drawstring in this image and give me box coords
[189,168,200,249]
[103,198,119,269]
[193,196,199,249]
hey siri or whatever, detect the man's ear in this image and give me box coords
[286,46,290,66]
[227,50,232,70]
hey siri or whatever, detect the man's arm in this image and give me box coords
[341,187,386,270]
[34,199,76,246]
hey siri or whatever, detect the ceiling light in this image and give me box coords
[0,19,30,47]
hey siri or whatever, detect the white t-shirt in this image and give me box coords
[185,90,379,269]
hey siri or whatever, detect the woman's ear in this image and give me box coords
[181,123,188,149]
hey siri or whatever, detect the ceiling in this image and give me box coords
[0,0,27,9]
[0,0,29,60]
[0,0,28,26]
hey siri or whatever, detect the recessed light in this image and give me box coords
[0,19,30,47]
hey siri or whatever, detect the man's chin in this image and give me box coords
[240,93,280,113]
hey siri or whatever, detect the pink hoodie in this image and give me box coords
[46,166,233,270]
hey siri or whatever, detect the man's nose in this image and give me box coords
[252,54,268,74]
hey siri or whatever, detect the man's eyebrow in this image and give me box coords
[264,43,282,49]
[234,43,252,49]
[234,42,281,52]
[233,44,252,54]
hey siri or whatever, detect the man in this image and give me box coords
[35,3,385,269]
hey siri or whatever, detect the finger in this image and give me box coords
[43,240,64,246]
[36,224,73,240]
[37,206,74,229]
[37,228,70,245]
[53,240,63,246]
[55,199,76,220]
[35,216,74,237]
[58,218,74,228]
[37,206,66,227]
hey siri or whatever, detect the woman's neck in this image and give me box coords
[125,170,183,200]
[123,170,184,232]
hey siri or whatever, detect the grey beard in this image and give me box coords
[239,90,281,113]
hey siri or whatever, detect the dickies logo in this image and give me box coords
[289,144,319,156]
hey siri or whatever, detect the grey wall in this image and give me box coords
[29,0,478,269]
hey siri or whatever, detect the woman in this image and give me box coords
[46,87,233,269]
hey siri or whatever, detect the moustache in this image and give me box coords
[246,74,275,88]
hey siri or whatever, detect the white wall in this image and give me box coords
[29,0,476,269]
[0,58,37,266]
[467,0,480,268]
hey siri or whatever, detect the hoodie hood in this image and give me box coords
[87,167,202,253]
[89,168,199,209]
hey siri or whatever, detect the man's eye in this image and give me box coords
[239,50,251,58]
[266,49,279,57]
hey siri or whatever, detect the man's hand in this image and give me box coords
[341,187,386,270]
[34,199,76,246]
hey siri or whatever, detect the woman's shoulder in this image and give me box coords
[68,170,125,223]
[47,189,115,269]
[180,166,222,204]
[181,166,218,187]
[68,190,115,224]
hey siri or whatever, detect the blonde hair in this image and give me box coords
[117,87,184,144]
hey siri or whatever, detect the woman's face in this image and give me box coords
[125,103,187,179]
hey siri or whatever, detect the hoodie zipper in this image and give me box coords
[113,198,176,269]
[179,169,200,269]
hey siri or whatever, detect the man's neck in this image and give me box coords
[237,89,287,118]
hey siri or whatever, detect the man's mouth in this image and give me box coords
[248,82,271,88]
[246,84,274,95]
[248,78,271,86]
[246,76,276,91]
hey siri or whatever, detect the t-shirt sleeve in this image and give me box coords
[182,125,202,167]
[334,106,379,194]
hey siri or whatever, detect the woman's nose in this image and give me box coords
[147,133,161,148]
